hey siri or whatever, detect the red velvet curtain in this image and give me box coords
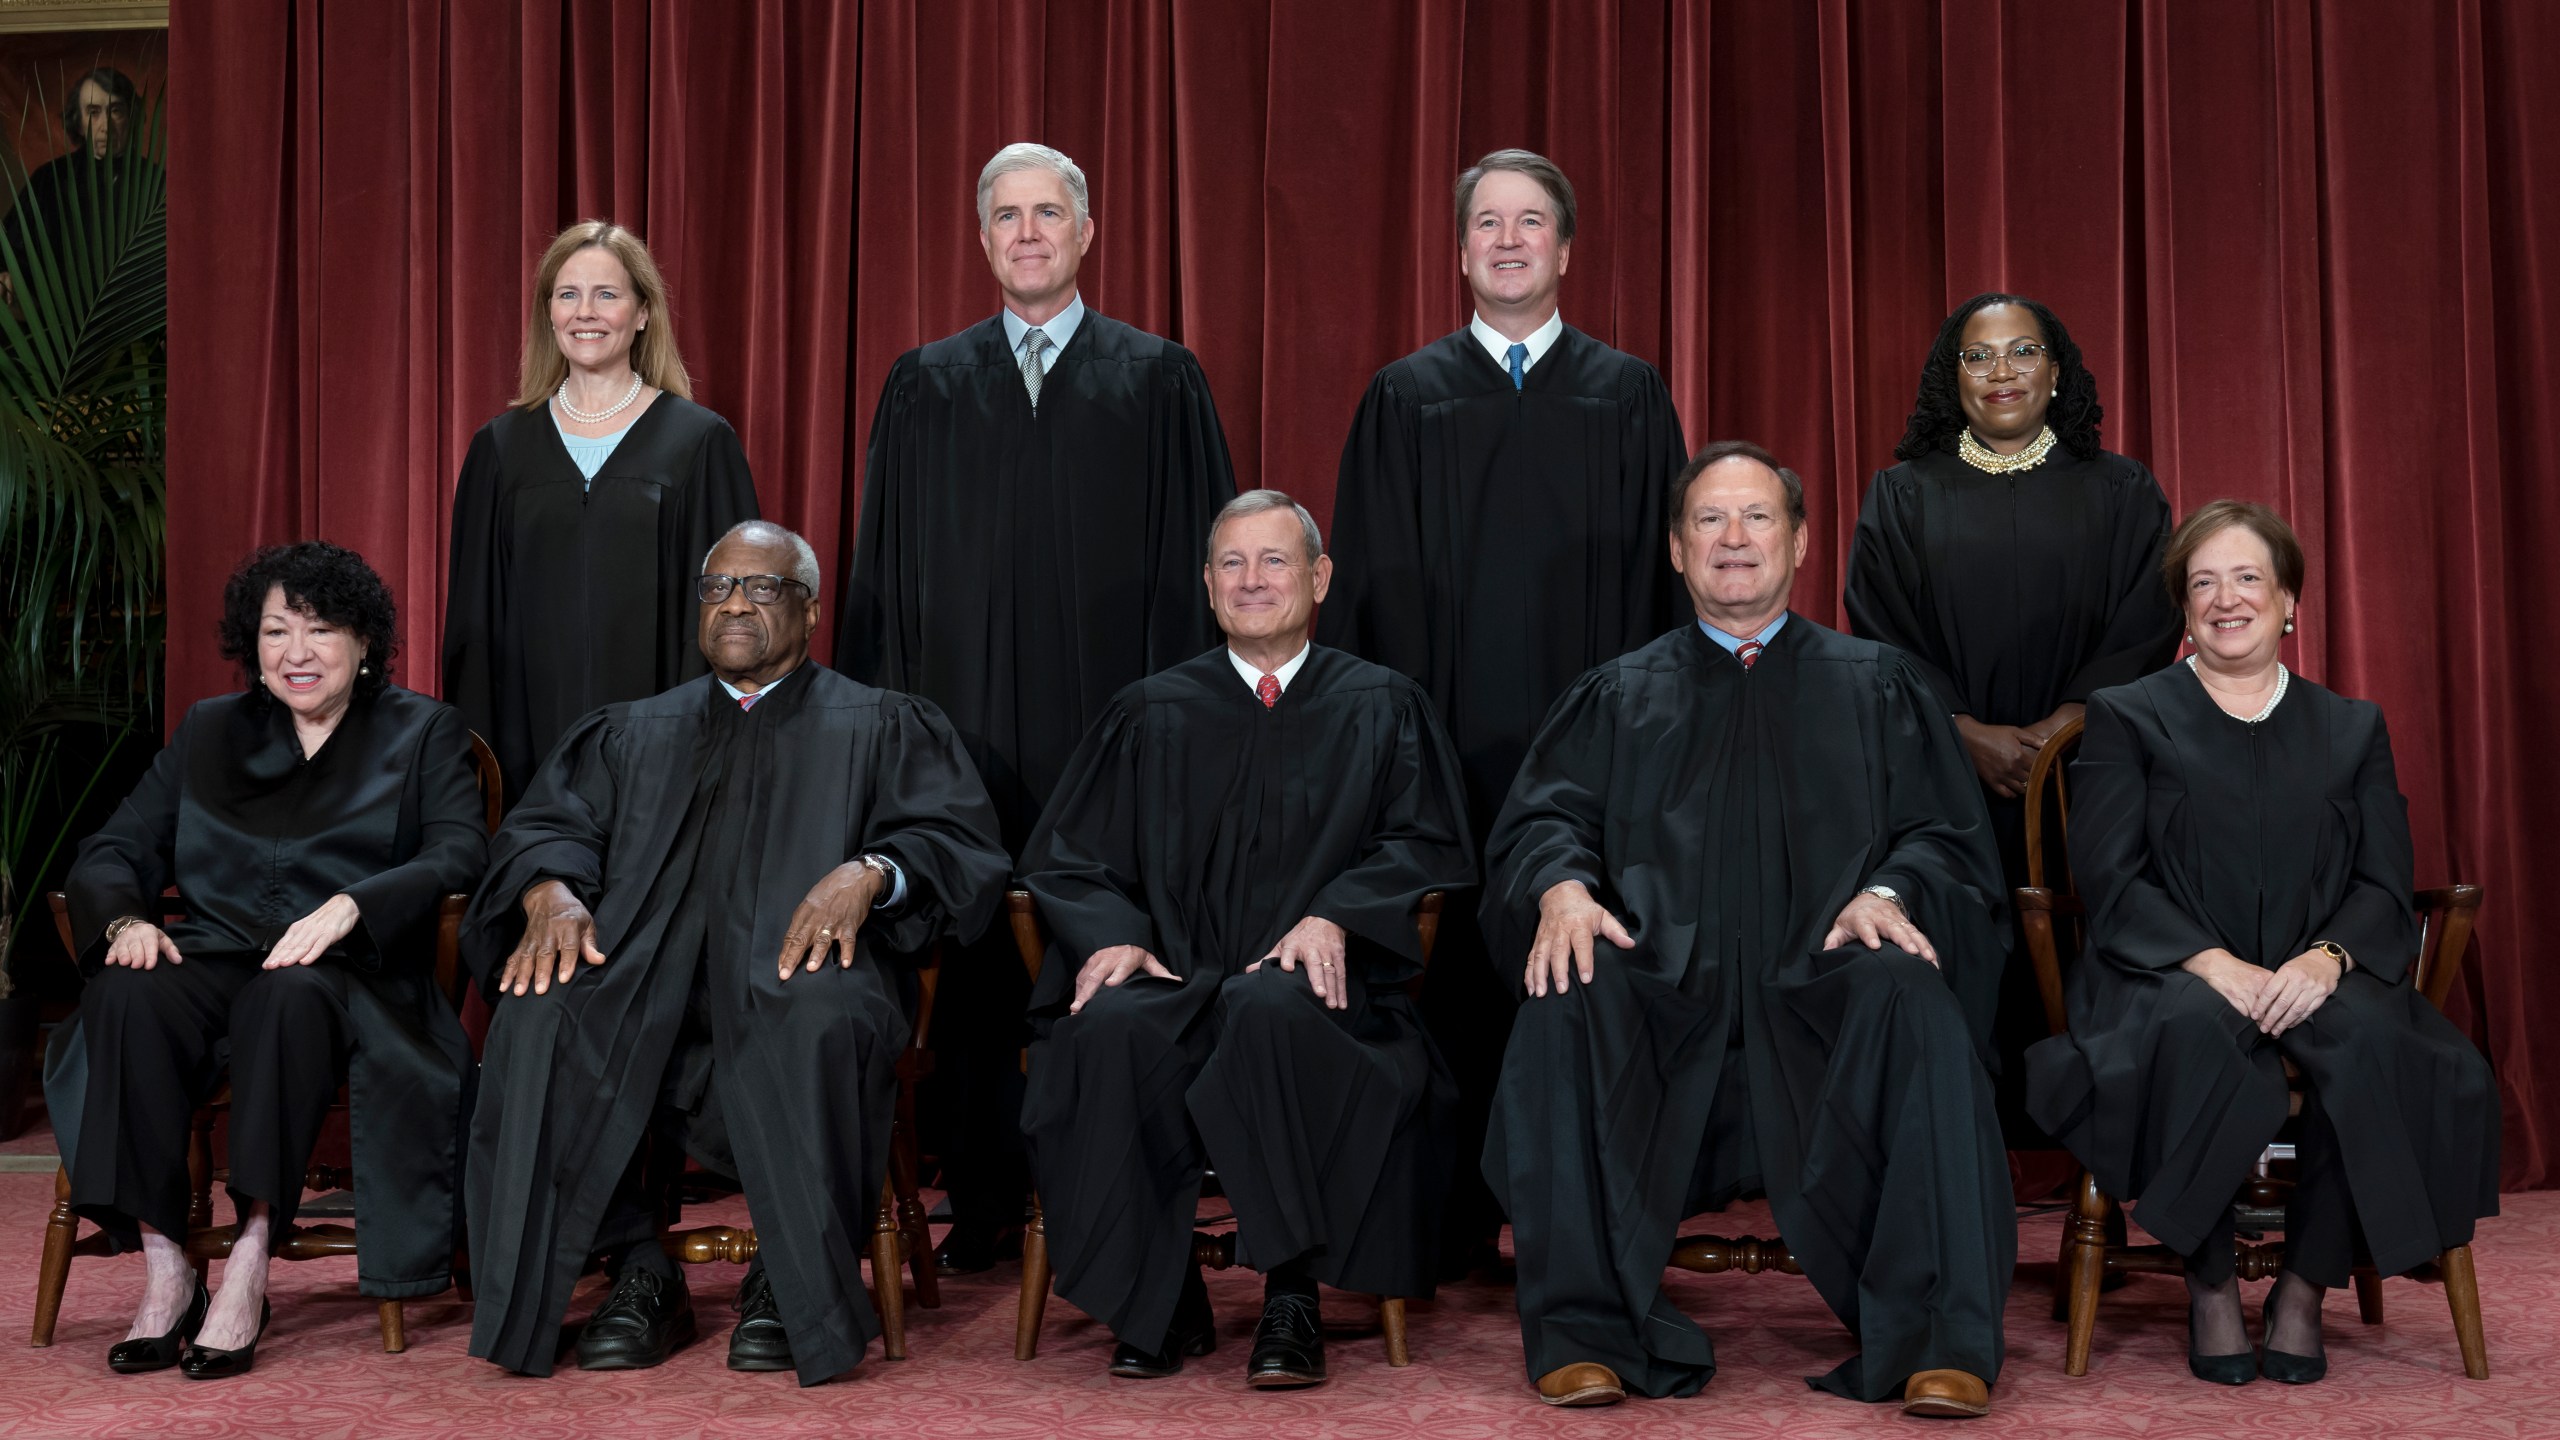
[167,0,2560,1187]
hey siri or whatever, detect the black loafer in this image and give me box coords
[933,1221,1023,1276]
[575,1266,697,1371]
[1109,1276,1215,1379]
[727,1267,793,1372]
[178,1298,270,1380]
[108,1276,209,1374]
[1245,1292,1327,1389]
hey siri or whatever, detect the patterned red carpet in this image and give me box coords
[0,1136,2548,1439]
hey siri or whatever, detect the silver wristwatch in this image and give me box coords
[856,853,895,885]
[1860,884,1907,916]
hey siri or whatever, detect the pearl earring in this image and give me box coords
[2283,618,2294,634]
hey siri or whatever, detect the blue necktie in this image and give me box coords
[1507,342,1528,391]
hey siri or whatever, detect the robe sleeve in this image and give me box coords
[1019,697,1161,1002]
[2310,705,2420,984]
[2056,460,2180,703]
[1477,667,1623,988]
[854,693,1011,956]
[659,415,761,692]
[1306,682,1477,985]
[338,704,491,975]
[1143,354,1238,674]
[2074,688,2227,972]
[1314,367,1427,667]
[1623,358,1692,640]
[459,708,621,992]
[442,423,506,741]
[836,354,919,686]
[1858,652,2011,1043]
[62,708,193,970]
[1842,467,1968,716]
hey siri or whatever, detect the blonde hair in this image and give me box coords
[514,220,694,409]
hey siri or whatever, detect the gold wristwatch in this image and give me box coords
[2311,939,2351,972]
[102,914,148,945]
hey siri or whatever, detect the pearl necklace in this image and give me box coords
[557,373,643,425]
[2188,655,2288,723]
[1957,425,2058,474]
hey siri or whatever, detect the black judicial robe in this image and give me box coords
[45,688,485,1296]
[2025,669,2499,1273]
[1482,618,2014,1401]
[1018,646,1474,1352]
[837,310,1237,852]
[444,396,759,807]
[461,665,1008,1385]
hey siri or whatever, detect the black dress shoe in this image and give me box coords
[1109,1278,1215,1379]
[727,1267,794,1372]
[108,1276,209,1374]
[933,1221,1023,1276]
[178,1299,270,1380]
[1245,1291,1327,1389]
[575,1266,697,1371]
[2185,1290,2256,1386]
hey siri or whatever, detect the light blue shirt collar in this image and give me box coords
[718,668,795,705]
[1696,612,1788,656]
[1002,294,1086,373]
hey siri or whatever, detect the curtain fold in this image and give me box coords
[168,0,2560,1187]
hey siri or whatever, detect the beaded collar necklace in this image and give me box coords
[1957,425,2058,474]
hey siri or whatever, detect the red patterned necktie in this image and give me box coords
[1736,639,1763,670]
[1256,673,1281,708]
[738,691,761,711]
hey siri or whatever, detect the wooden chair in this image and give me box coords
[1010,887,1443,1367]
[2012,715,2491,1379]
[30,730,505,1353]
[651,948,943,1360]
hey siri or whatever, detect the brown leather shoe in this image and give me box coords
[1901,1368,1990,1418]
[1536,1361,1626,1406]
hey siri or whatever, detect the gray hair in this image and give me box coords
[704,520,822,598]
[1206,489,1325,566]
[977,142,1090,228]
[1454,148,1577,244]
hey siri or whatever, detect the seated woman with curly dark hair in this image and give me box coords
[51,541,487,1378]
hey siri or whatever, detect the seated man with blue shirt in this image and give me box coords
[462,520,1010,1386]
[1482,442,2017,1418]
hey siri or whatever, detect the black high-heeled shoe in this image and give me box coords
[178,1298,271,1380]
[2186,1292,2257,1386]
[2258,1275,2328,1384]
[107,1275,210,1374]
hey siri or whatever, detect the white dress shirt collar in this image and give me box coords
[1003,293,1087,372]
[1227,642,1312,696]
[1470,309,1566,376]
[718,668,795,705]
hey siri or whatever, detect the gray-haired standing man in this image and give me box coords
[836,143,1238,1271]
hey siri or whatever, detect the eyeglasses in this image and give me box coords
[1957,342,2049,378]
[697,573,810,605]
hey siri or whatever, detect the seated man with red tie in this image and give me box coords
[1485,441,2016,1416]
[1018,490,1475,1389]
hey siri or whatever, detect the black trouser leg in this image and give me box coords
[2181,1202,2242,1286]
[222,965,353,1228]
[70,958,255,1240]
[594,1139,676,1281]
[2282,1090,2361,1288]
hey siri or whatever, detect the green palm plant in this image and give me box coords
[0,80,166,998]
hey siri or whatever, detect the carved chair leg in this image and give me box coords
[871,1184,908,1360]
[1015,1193,1051,1361]
[378,1299,406,1353]
[2062,1173,2110,1377]
[2439,1244,2489,1380]
[889,1100,938,1310]
[31,1166,78,1346]
[2353,1268,2386,1325]
[1380,1296,1409,1367]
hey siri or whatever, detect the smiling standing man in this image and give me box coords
[1316,150,1688,1267]
[1484,443,2015,1417]
[1018,490,1473,1387]
[464,521,1009,1386]
[837,142,1238,1271]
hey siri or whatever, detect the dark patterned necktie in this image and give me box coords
[1737,639,1763,670]
[1256,674,1280,708]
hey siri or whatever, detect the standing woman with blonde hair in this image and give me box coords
[445,220,758,804]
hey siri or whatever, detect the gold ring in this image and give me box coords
[819,927,833,937]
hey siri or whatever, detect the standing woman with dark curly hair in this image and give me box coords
[51,542,487,1377]
[1844,292,2182,1139]
[444,221,758,806]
